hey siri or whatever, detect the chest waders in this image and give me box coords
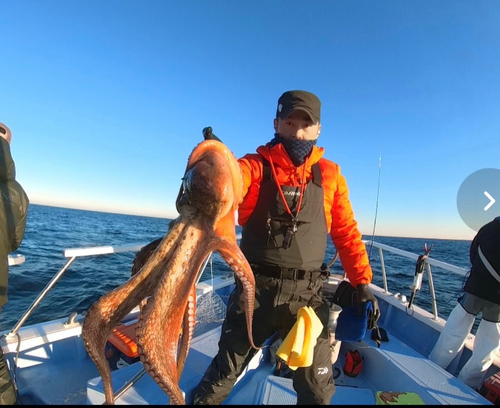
[193,159,336,405]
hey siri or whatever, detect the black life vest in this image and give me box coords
[239,160,328,271]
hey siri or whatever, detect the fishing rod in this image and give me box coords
[328,146,382,273]
[369,146,382,262]
[408,243,433,309]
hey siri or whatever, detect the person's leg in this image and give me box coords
[429,302,475,369]
[192,326,254,404]
[290,278,335,404]
[193,277,276,405]
[293,335,335,404]
[458,319,500,389]
[0,346,16,405]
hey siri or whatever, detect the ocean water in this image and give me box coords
[0,204,474,333]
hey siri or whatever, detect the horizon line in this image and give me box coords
[29,202,472,242]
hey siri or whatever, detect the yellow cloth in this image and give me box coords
[276,306,324,370]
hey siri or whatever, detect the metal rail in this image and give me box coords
[6,243,148,338]
[7,256,77,338]
[6,239,469,337]
[363,240,469,320]
[8,254,25,266]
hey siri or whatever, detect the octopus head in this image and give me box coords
[176,140,242,224]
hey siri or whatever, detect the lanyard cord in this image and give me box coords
[267,148,308,222]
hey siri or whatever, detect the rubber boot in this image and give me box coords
[429,303,474,369]
[458,319,500,390]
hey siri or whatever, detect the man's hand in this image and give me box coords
[356,283,381,327]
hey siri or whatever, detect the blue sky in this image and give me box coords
[1,1,499,240]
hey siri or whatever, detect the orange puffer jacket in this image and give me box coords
[237,142,372,286]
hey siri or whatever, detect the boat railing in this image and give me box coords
[8,254,25,266]
[363,239,469,321]
[6,239,468,338]
[6,243,146,338]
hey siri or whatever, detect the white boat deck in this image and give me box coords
[86,323,491,405]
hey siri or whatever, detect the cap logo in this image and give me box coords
[278,103,283,113]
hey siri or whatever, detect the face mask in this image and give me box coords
[270,133,317,166]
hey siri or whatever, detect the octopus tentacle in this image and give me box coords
[177,284,197,377]
[82,215,192,405]
[136,221,209,405]
[216,239,259,350]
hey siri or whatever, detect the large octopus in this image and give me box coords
[82,139,258,405]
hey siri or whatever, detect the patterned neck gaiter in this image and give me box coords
[270,133,317,166]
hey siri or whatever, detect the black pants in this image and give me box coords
[193,273,335,405]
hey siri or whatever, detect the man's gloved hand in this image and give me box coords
[356,283,381,328]
[202,126,222,143]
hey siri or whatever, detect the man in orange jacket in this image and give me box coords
[193,90,379,405]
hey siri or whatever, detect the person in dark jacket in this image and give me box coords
[0,123,29,405]
[192,90,379,405]
[429,216,500,390]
